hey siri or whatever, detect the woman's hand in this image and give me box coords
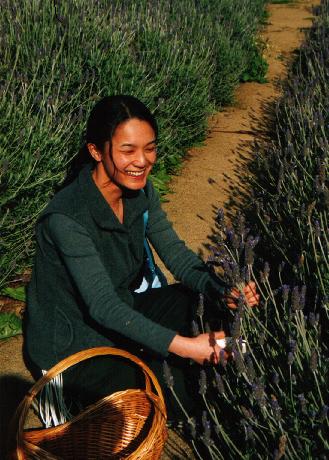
[225,280,260,309]
[168,331,228,365]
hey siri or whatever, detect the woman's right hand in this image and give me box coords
[168,331,227,365]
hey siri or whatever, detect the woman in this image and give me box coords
[24,95,259,420]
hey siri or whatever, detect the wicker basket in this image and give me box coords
[9,347,168,459]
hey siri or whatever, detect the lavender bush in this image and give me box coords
[164,2,329,457]
[165,212,328,458]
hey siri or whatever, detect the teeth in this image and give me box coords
[126,171,144,176]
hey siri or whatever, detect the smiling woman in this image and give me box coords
[89,118,157,223]
[24,95,259,423]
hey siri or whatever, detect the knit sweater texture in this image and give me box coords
[25,164,226,370]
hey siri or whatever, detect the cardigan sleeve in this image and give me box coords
[46,213,176,357]
[145,182,229,298]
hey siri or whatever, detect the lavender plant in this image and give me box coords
[160,3,329,457]
[165,212,328,458]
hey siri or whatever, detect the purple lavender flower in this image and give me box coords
[231,313,241,339]
[216,208,225,227]
[245,423,255,442]
[246,355,256,382]
[314,220,321,238]
[222,259,233,280]
[231,261,241,284]
[252,381,266,408]
[199,370,207,396]
[237,294,245,316]
[219,349,227,369]
[231,233,240,250]
[197,294,204,318]
[259,332,265,346]
[201,411,214,446]
[319,405,328,422]
[310,350,318,372]
[270,397,282,421]
[163,361,174,388]
[260,261,270,282]
[233,344,245,374]
[282,285,290,302]
[297,393,307,414]
[272,372,280,386]
[191,320,200,337]
[278,261,285,273]
[318,159,325,184]
[291,286,301,311]
[289,339,297,354]
[287,352,294,366]
[299,285,306,310]
[214,371,225,394]
[308,312,317,327]
[241,406,254,419]
[244,238,255,266]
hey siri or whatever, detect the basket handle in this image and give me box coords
[10,347,167,459]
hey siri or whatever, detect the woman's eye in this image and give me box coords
[145,147,157,153]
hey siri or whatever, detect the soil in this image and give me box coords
[0,2,319,458]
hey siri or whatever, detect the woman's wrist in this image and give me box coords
[168,334,193,358]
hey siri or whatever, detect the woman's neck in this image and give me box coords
[92,165,124,223]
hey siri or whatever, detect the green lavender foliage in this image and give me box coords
[248,0,329,298]
[191,213,329,459]
[0,0,267,287]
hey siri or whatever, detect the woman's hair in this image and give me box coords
[61,95,158,188]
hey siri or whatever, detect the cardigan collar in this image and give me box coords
[78,164,149,231]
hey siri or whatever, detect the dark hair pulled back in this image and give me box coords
[62,95,157,188]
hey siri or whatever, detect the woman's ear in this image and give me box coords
[87,143,102,162]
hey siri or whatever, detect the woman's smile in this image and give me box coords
[125,169,146,177]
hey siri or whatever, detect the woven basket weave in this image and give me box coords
[9,347,168,459]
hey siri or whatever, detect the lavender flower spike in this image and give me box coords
[197,293,204,317]
[310,350,318,372]
[163,361,174,389]
[199,369,207,396]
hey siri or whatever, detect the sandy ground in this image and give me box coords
[0,2,319,458]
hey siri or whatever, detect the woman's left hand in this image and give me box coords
[225,281,260,309]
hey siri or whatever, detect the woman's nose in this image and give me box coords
[134,150,147,166]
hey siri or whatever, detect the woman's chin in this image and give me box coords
[119,180,145,192]
[123,174,149,190]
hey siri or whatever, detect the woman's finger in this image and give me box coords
[244,283,257,296]
[227,301,237,309]
[246,294,260,306]
[247,280,256,289]
[227,288,241,299]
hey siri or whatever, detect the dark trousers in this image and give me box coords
[62,284,225,420]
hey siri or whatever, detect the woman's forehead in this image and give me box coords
[113,119,156,144]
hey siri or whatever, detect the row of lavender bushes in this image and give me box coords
[165,2,328,458]
[0,0,268,289]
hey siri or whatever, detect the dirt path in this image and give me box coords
[0,2,319,458]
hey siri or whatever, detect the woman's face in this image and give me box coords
[99,118,157,191]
